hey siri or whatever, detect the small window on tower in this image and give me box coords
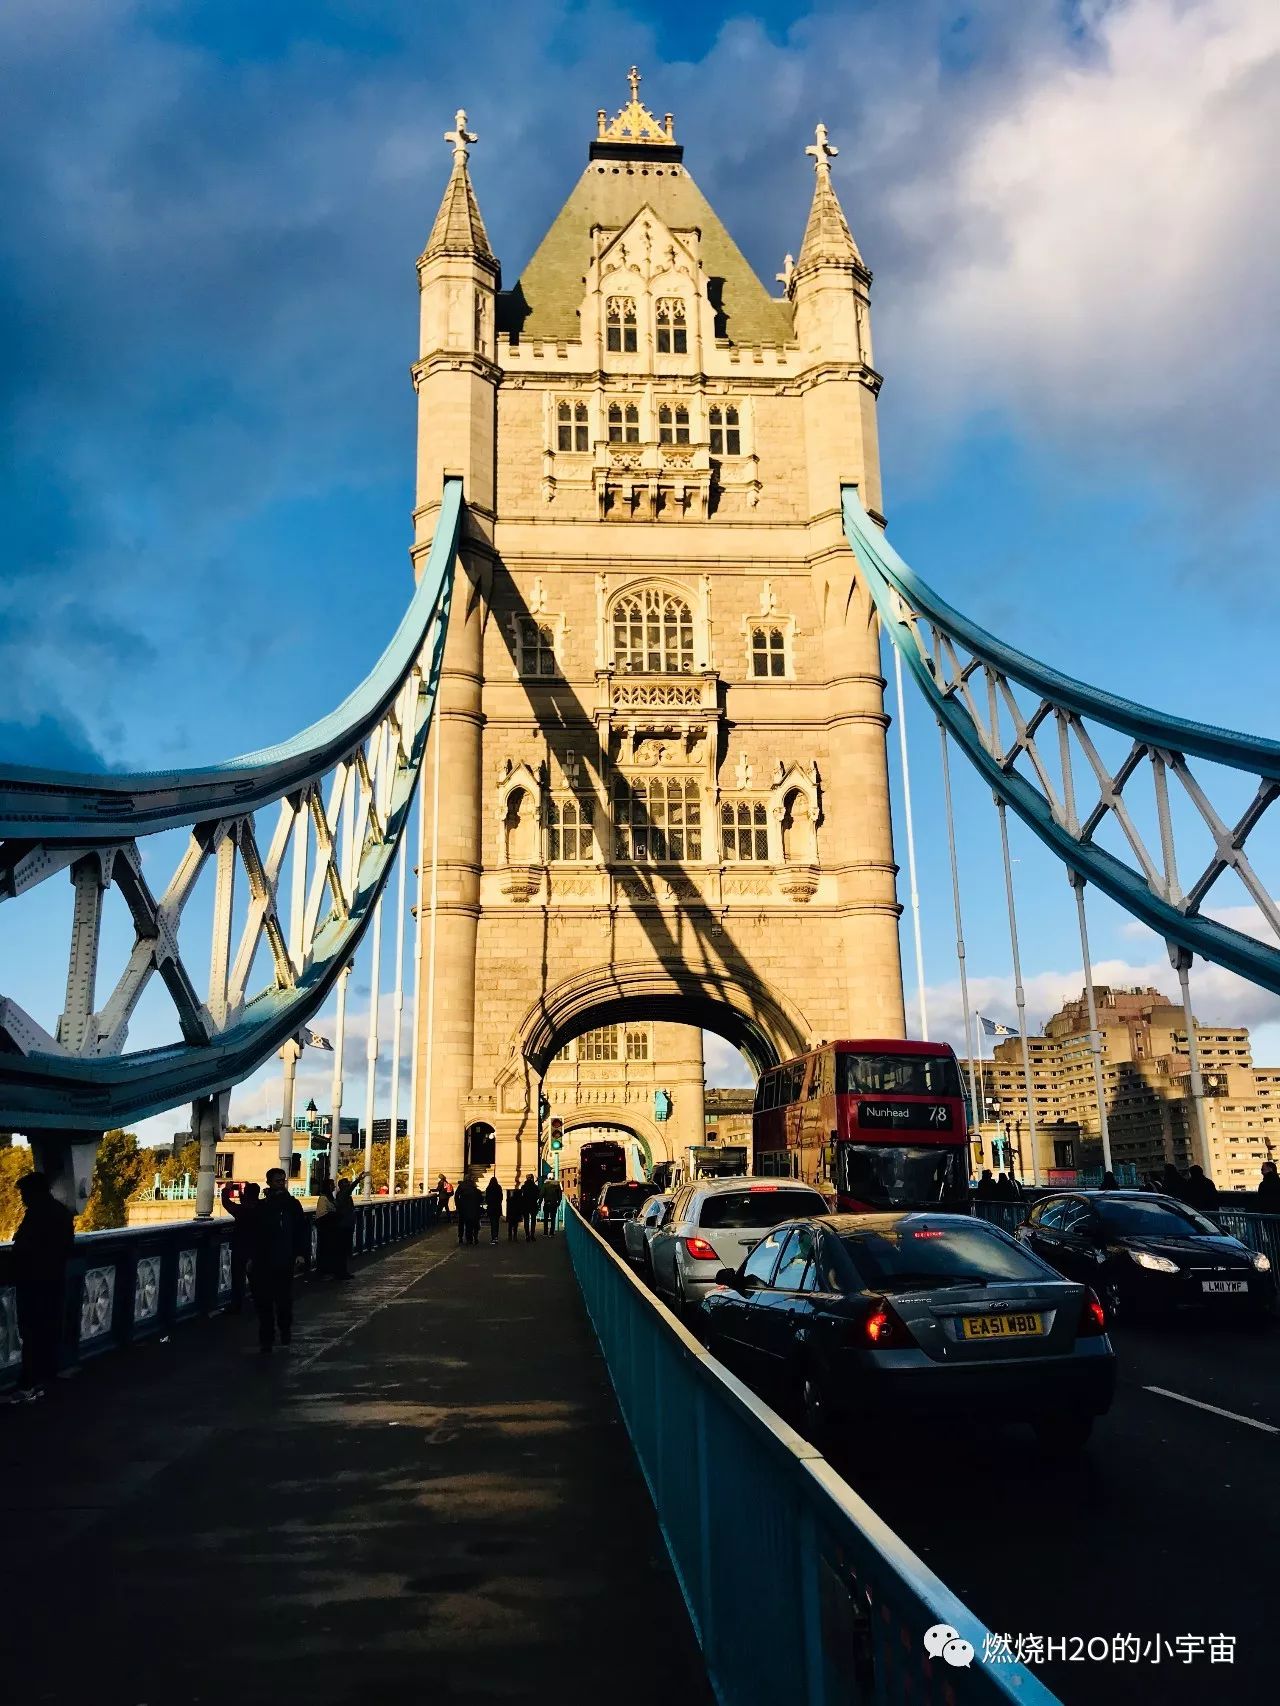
[750,626,787,678]
[516,617,557,677]
[556,400,589,452]
[657,404,690,446]
[607,297,638,354]
[721,800,770,862]
[656,300,688,354]
[709,405,742,457]
[608,402,640,444]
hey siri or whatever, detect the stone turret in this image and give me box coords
[790,122,872,371]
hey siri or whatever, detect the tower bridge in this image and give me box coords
[3,72,1280,1706]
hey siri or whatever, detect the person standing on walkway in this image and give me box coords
[540,1175,563,1236]
[484,1174,503,1243]
[314,1177,339,1278]
[506,1180,522,1241]
[219,1181,260,1312]
[435,1173,453,1222]
[333,1175,364,1278]
[520,1173,539,1242]
[248,1168,307,1353]
[1259,1160,1280,1207]
[9,1173,74,1403]
[454,1173,482,1246]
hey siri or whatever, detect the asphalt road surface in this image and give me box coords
[828,1313,1280,1705]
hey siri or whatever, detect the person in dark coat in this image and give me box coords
[333,1176,363,1278]
[219,1181,261,1313]
[435,1174,453,1221]
[484,1175,503,1244]
[453,1174,482,1246]
[314,1177,340,1277]
[1100,1171,1118,1190]
[520,1173,539,1242]
[247,1168,308,1352]
[10,1173,74,1402]
[1258,1161,1280,1207]
[1186,1165,1219,1210]
[1161,1163,1188,1201]
[974,1169,999,1201]
[506,1181,522,1241]
[994,1172,1016,1200]
[540,1176,563,1236]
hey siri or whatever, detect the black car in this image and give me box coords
[696,1212,1115,1452]
[1015,1191,1275,1323]
[590,1180,662,1252]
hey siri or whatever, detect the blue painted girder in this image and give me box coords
[841,485,1280,998]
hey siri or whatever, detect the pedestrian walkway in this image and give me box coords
[0,1223,709,1704]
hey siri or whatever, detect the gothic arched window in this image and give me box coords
[709,404,741,457]
[607,402,640,445]
[606,297,637,353]
[612,775,702,861]
[750,626,787,678]
[612,587,694,674]
[625,1026,651,1061]
[721,800,769,862]
[516,617,556,677]
[547,795,595,862]
[556,399,589,452]
[657,403,690,446]
[578,1026,620,1061]
[656,299,687,354]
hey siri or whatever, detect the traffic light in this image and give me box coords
[550,1118,563,1152]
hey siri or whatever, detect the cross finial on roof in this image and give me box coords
[805,121,838,177]
[776,253,795,289]
[628,65,641,103]
[445,108,477,166]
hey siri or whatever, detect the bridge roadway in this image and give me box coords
[0,1223,707,1705]
[829,1315,1280,1706]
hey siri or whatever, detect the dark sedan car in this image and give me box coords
[1015,1191,1275,1324]
[590,1179,662,1252]
[697,1212,1115,1452]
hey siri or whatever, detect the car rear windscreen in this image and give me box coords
[699,1189,828,1229]
[601,1184,658,1210]
[840,1222,1046,1288]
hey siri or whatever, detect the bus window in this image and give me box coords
[838,1053,963,1098]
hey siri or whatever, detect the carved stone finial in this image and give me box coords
[805,121,838,177]
[734,753,753,790]
[445,108,478,165]
[628,65,641,103]
[776,254,795,289]
[597,67,678,147]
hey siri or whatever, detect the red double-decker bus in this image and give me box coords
[752,1039,969,1211]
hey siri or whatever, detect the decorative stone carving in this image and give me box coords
[500,866,542,903]
[80,1266,115,1341]
[134,1256,161,1322]
[778,866,820,903]
[176,1248,198,1308]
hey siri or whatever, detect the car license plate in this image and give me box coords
[962,1312,1043,1340]
[1201,1279,1248,1294]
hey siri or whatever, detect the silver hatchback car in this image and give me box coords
[648,1177,831,1315]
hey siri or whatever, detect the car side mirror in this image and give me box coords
[715,1267,738,1287]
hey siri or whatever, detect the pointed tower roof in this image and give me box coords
[422,109,497,271]
[796,123,863,271]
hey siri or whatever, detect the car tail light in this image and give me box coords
[683,1236,720,1262]
[1078,1289,1107,1336]
[860,1301,912,1349]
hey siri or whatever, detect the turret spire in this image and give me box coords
[795,121,863,273]
[423,107,496,268]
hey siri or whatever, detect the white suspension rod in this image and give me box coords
[407,784,425,1202]
[421,687,444,1193]
[1069,871,1113,1176]
[389,834,407,1197]
[361,727,389,1185]
[894,647,928,1039]
[1170,944,1211,1178]
[938,721,978,1160]
[328,767,357,1181]
[996,796,1039,1185]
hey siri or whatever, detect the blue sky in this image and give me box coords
[1,0,1277,1139]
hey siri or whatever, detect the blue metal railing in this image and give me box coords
[0,1194,437,1387]
[565,1204,1057,1706]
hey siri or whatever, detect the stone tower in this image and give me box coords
[411,76,904,1183]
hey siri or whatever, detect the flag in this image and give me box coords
[303,1027,334,1052]
[980,1016,1016,1038]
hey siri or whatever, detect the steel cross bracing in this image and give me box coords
[841,485,1280,996]
[0,480,463,1131]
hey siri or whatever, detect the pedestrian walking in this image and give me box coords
[520,1173,539,1242]
[1258,1160,1280,1207]
[506,1181,522,1241]
[540,1175,563,1236]
[314,1177,340,1277]
[454,1173,482,1246]
[8,1173,74,1403]
[1186,1165,1219,1210]
[435,1174,453,1222]
[247,1168,308,1352]
[484,1175,503,1243]
[219,1181,261,1312]
[974,1169,999,1201]
[1162,1163,1188,1201]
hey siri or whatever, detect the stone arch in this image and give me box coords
[561,1114,663,1170]
[512,957,813,1080]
